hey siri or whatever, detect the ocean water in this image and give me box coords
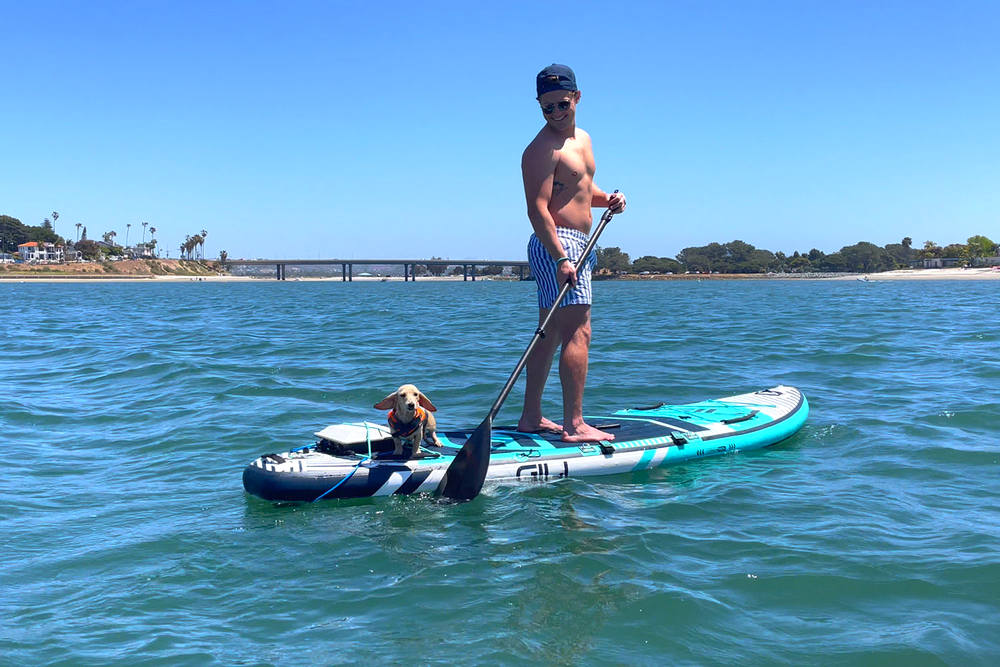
[1,279,998,665]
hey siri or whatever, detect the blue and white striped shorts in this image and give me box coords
[527,227,597,309]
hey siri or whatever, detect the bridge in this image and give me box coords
[225,258,531,281]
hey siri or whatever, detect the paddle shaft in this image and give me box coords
[484,202,618,423]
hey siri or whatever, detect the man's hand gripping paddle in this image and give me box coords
[438,194,620,501]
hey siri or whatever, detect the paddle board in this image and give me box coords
[242,385,808,502]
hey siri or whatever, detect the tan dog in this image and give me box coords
[373,384,442,456]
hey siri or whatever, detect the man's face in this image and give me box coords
[538,89,580,130]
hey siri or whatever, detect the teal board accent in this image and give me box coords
[633,448,656,471]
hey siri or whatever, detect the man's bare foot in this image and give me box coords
[516,416,562,433]
[561,422,615,443]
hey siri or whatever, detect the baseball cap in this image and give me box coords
[536,64,577,98]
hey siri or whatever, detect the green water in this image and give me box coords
[2,280,998,664]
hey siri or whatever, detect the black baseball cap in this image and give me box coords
[536,64,577,98]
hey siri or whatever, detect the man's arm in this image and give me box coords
[591,186,626,213]
[522,144,577,286]
[522,145,565,259]
[586,136,626,213]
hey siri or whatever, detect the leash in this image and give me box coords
[312,455,369,502]
[312,422,374,502]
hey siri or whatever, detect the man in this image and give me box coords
[517,64,626,442]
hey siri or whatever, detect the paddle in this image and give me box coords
[438,196,621,501]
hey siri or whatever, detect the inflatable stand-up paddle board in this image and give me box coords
[242,385,808,502]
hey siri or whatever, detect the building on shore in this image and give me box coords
[912,256,1000,269]
[17,242,82,262]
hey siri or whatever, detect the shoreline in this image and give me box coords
[1,267,998,283]
[821,267,1000,280]
[611,267,1000,281]
[0,274,499,283]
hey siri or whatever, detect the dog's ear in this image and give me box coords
[374,392,397,410]
[417,392,437,412]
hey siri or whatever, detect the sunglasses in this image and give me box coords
[540,100,573,115]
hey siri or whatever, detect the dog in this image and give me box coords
[373,384,442,456]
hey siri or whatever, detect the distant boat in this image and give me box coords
[857,275,871,282]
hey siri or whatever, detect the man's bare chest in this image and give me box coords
[554,147,593,181]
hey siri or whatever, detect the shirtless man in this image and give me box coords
[517,64,626,443]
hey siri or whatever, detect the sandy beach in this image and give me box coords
[825,267,1000,281]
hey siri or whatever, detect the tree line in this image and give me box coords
[421,258,507,276]
[596,235,998,275]
[0,214,65,253]
[1,213,206,262]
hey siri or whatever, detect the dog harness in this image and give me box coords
[388,407,427,439]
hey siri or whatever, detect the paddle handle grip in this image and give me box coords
[487,194,620,421]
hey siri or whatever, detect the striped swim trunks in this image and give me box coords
[527,227,597,309]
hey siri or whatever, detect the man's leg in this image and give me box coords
[558,304,614,442]
[517,308,562,432]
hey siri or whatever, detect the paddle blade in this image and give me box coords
[438,417,492,501]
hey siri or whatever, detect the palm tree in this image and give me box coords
[200,229,207,260]
[181,235,200,261]
[149,226,157,257]
[188,235,203,261]
[126,223,132,252]
[52,211,59,235]
[142,221,149,245]
[75,223,82,243]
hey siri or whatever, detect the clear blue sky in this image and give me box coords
[3,0,998,260]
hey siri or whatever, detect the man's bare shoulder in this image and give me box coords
[522,129,559,165]
[524,127,561,153]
